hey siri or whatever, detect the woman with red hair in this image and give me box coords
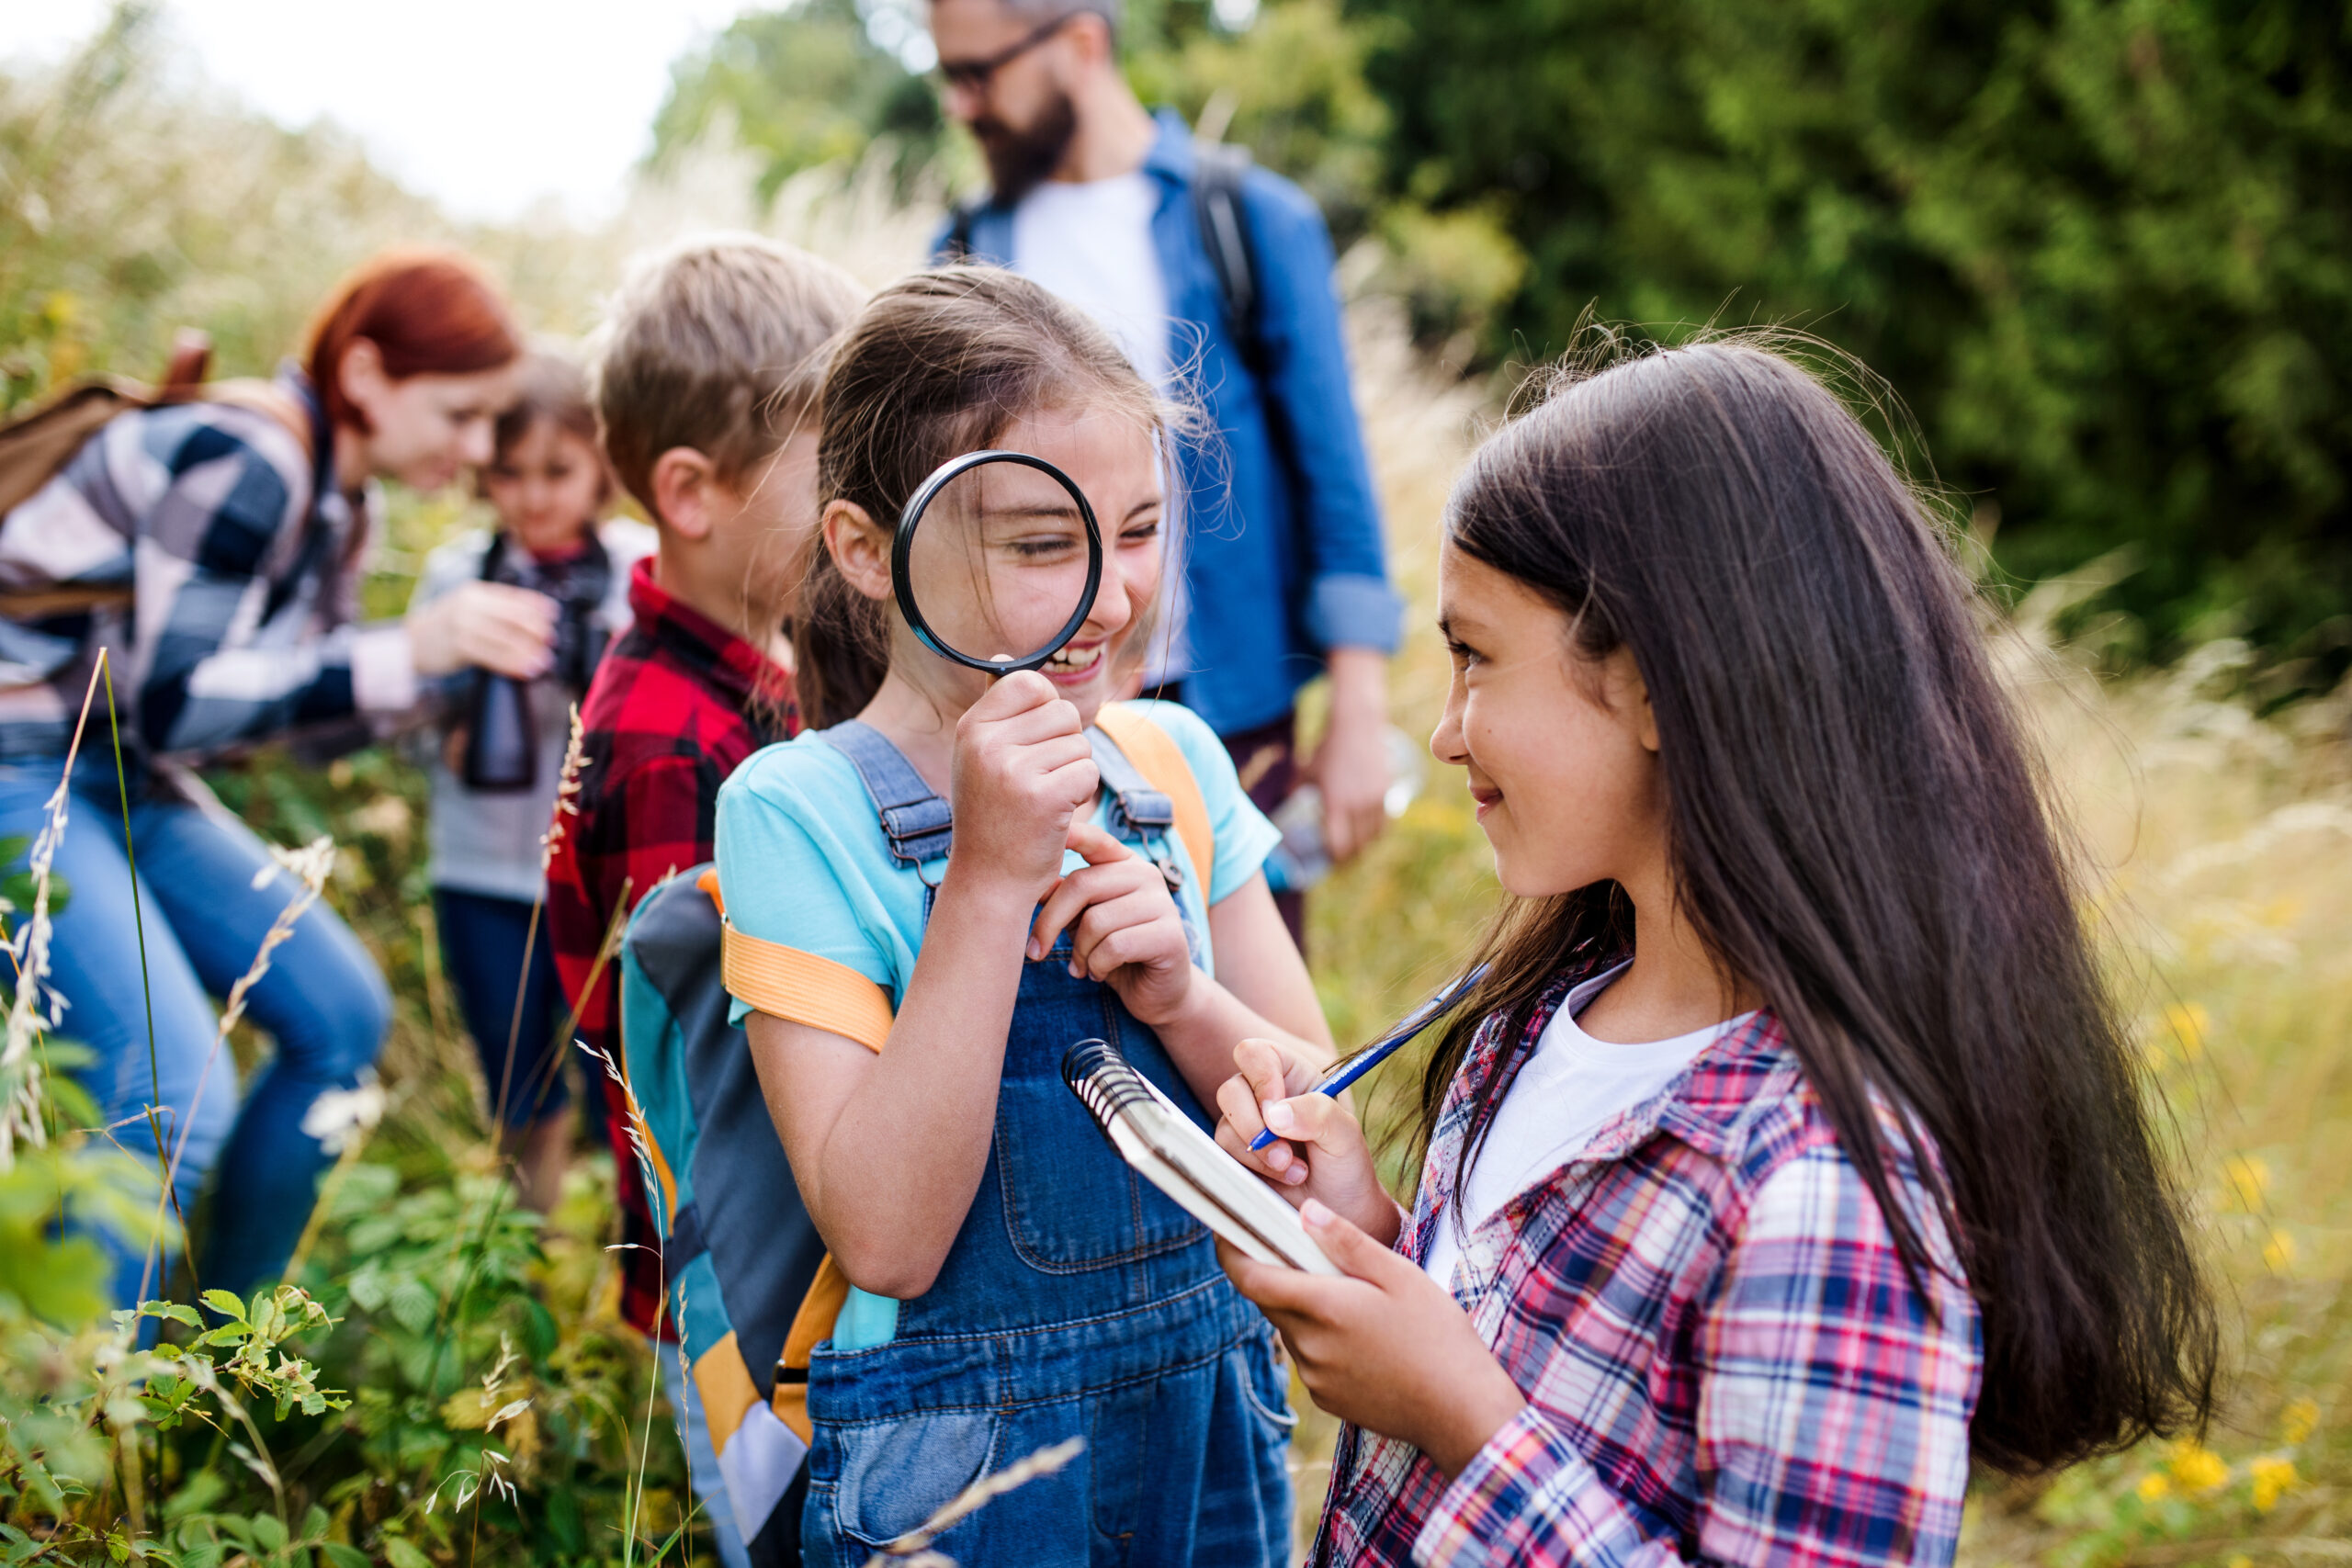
[0,249,552,1307]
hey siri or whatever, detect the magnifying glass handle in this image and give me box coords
[1246,965,1488,1151]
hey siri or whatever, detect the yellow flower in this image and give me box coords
[2282,1396,2320,1446]
[2135,1472,2171,1502]
[2167,1441,2230,1494]
[2221,1155,2270,1211]
[2264,1229,2298,1271]
[2227,1556,2252,1568]
[2250,1455,2296,1513]
[2165,1002,2210,1060]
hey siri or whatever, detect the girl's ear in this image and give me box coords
[1603,647,1662,754]
[821,499,891,602]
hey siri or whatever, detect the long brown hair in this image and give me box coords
[1419,333,2216,1474]
[797,265,1182,728]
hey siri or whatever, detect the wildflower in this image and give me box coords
[2229,1556,2253,1568]
[2281,1396,2320,1446]
[2263,1229,2297,1271]
[298,1074,385,1156]
[2135,1472,2170,1502]
[2221,1154,2269,1211]
[2167,1441,2229,1494]
[2249,1455,2295,1513]
[2164,1001,2209,1060]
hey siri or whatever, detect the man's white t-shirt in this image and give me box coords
[1420,963,1756,1288]
[1009,169,1189,682]
[1010,170,1172,389]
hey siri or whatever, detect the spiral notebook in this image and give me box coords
[1061,1038,1341,1275]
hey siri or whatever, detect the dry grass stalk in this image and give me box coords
[0,654,116,1167]
[135,834,335,1303]
[864,1437,1086,1565]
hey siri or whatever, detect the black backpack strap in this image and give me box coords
[1192,141,1266,376]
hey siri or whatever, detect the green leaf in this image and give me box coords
[141,1301,203,1328]
[319,1547,370,1568]
[198,1288,247,1321]
[381,1536,432,1568]
[247,1513,286,1553]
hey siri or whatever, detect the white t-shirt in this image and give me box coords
[1420,963,1756,1288]
[1010,170,1172,389]
[1008,169,1190,684]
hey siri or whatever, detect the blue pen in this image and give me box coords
[1248,966,1488,1151]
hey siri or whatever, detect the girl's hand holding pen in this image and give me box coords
[1215,1040,1399,1243]
[1028,820,1193,1022]
[1217,1205,1526,1480]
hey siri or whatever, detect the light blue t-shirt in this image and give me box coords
[714,701,1281,1353]
[715,700,1278,1022]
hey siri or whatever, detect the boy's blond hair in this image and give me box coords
[592,233,864,524]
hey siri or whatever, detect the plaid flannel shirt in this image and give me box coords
[1313,966,1981,1568]
[545,556,793,1337]
[0,368,408,763]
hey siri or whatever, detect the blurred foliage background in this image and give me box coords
[650,0,2352,683]
[2,2,2350,1565]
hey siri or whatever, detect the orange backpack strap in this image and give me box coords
[707,868,896,1055]
[1093,702,1216,893]
[718,922,894,1055]
[769,1254,852,1442]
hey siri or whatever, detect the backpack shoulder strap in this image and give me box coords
[197,378,315,468]
[1093,703,1216,896]
[1191,142,1265,375]
[706,866,895,1055]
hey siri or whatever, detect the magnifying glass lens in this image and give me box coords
[900,453,1101,671]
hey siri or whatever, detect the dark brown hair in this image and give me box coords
[797,265,1175,728]
[305,249,522,433]
[1419,332,2216,1474]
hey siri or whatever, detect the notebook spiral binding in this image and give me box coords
[1062,1036,1157,1142]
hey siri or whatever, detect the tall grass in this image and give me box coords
[6,8,2349,1564]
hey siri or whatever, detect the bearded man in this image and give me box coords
[927,0,1403,942]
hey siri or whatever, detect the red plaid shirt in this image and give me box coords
[546,557,794,1337]
[1314,966,1980,1568]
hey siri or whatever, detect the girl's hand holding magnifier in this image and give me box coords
[948,671,1100,900]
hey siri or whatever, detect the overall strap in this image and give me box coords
[1087,728,1180,870]
[819,719,954,871]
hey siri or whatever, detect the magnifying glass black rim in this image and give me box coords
[892,448,1105,676]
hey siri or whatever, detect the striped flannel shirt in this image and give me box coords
[0,369,411,763]
[1313,966,1982,1568]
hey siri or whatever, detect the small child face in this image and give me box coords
[1431,541,1668,900]
[483,419,605,557]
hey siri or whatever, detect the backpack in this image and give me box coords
[615,705,1217,1562]
[944,140,1270,377]
[0,331,314,619]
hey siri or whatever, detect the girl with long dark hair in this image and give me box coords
[1216,336,2218,1566]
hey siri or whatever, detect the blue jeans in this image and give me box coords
[0,758,390,1307]
[433,887,569,1128]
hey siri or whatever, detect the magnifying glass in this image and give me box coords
[892,450,1105,675]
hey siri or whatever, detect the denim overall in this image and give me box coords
[799,720,1295,1568]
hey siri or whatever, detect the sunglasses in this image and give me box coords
[933,12,1076,95]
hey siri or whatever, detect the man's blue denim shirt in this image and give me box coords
[933,110,1403,738]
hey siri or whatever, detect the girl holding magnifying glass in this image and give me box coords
[714,267,1334,1567]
